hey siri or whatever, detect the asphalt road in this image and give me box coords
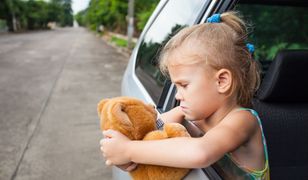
[0,27,128,180]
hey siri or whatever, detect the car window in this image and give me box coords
[235,3,308,75]
[135,0,208,104]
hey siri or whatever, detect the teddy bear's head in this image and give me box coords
[97,96,157,140]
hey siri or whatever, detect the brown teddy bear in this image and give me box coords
[97,96,190,180]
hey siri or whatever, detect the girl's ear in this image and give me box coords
[215,68,232,94]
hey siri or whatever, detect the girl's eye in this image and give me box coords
[175,83,188,89]
[181,84,188,88]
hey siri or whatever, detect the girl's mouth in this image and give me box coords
[180,106,188,110]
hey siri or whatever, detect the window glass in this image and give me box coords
[235,3,308,75]
[135,0,208,104]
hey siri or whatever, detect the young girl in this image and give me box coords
[100,11,270,179]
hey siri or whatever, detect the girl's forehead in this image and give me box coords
[168,64,199,83]
[167,52,216,81]
[166,40,210,65]
[168,61,213,79]
[167,48,205,67]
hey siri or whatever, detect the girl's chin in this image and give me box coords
[184,113,196,121]
[184,113,205,121]
[182,109,204,120]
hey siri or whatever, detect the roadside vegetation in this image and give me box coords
[0,0,73,32]
[74,0,158,51]
[75,0,159,36]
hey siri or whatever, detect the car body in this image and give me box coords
[118,0,308,179]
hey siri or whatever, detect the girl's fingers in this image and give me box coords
[102,131,111,139]
[103,129,116,138]
[126,163,138,171]
[106,160,113,166]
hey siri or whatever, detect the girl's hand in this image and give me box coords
[100,129,132,166]
[116,162,138,172]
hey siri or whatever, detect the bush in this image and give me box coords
[77,0,159,36]
[111,35,127,47]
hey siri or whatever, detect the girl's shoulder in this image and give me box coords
[219,108,259,141]
[224,107,258,125]
[199,108,261,162]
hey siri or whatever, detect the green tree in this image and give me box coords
[236,4,308,61]
[77,0,159,35]
[0,0,73,31]
[26,0,49,30]
[61,0,73,26]
[135,0,158,32]
[75,9,87,27]
[47,0,63,23]
[0,0,23,31]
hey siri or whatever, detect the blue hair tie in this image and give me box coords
[246,43,255,54]
[207,14,221,23]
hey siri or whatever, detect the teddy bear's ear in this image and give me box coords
[145,104,157,118]
[109,102,133,128]
[97,99,109,117]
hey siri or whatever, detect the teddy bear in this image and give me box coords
[97,96,190,180]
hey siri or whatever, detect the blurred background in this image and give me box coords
[1,1,162,180]
[0,0,160,49]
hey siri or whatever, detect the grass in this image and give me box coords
[110,35,128,47]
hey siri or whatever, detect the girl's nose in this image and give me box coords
[175,90,183,101]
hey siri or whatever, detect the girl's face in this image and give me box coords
[168,59,222,121]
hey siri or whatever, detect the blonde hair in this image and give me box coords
[159,11,260,107]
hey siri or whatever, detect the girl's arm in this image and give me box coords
[101,110,256,168]
[159,106,184,124]
[132,116,255,168]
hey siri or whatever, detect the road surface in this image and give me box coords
[0,27,128,180]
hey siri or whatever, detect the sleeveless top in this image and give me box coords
[156,108,270,179]
[213,108,270,180]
